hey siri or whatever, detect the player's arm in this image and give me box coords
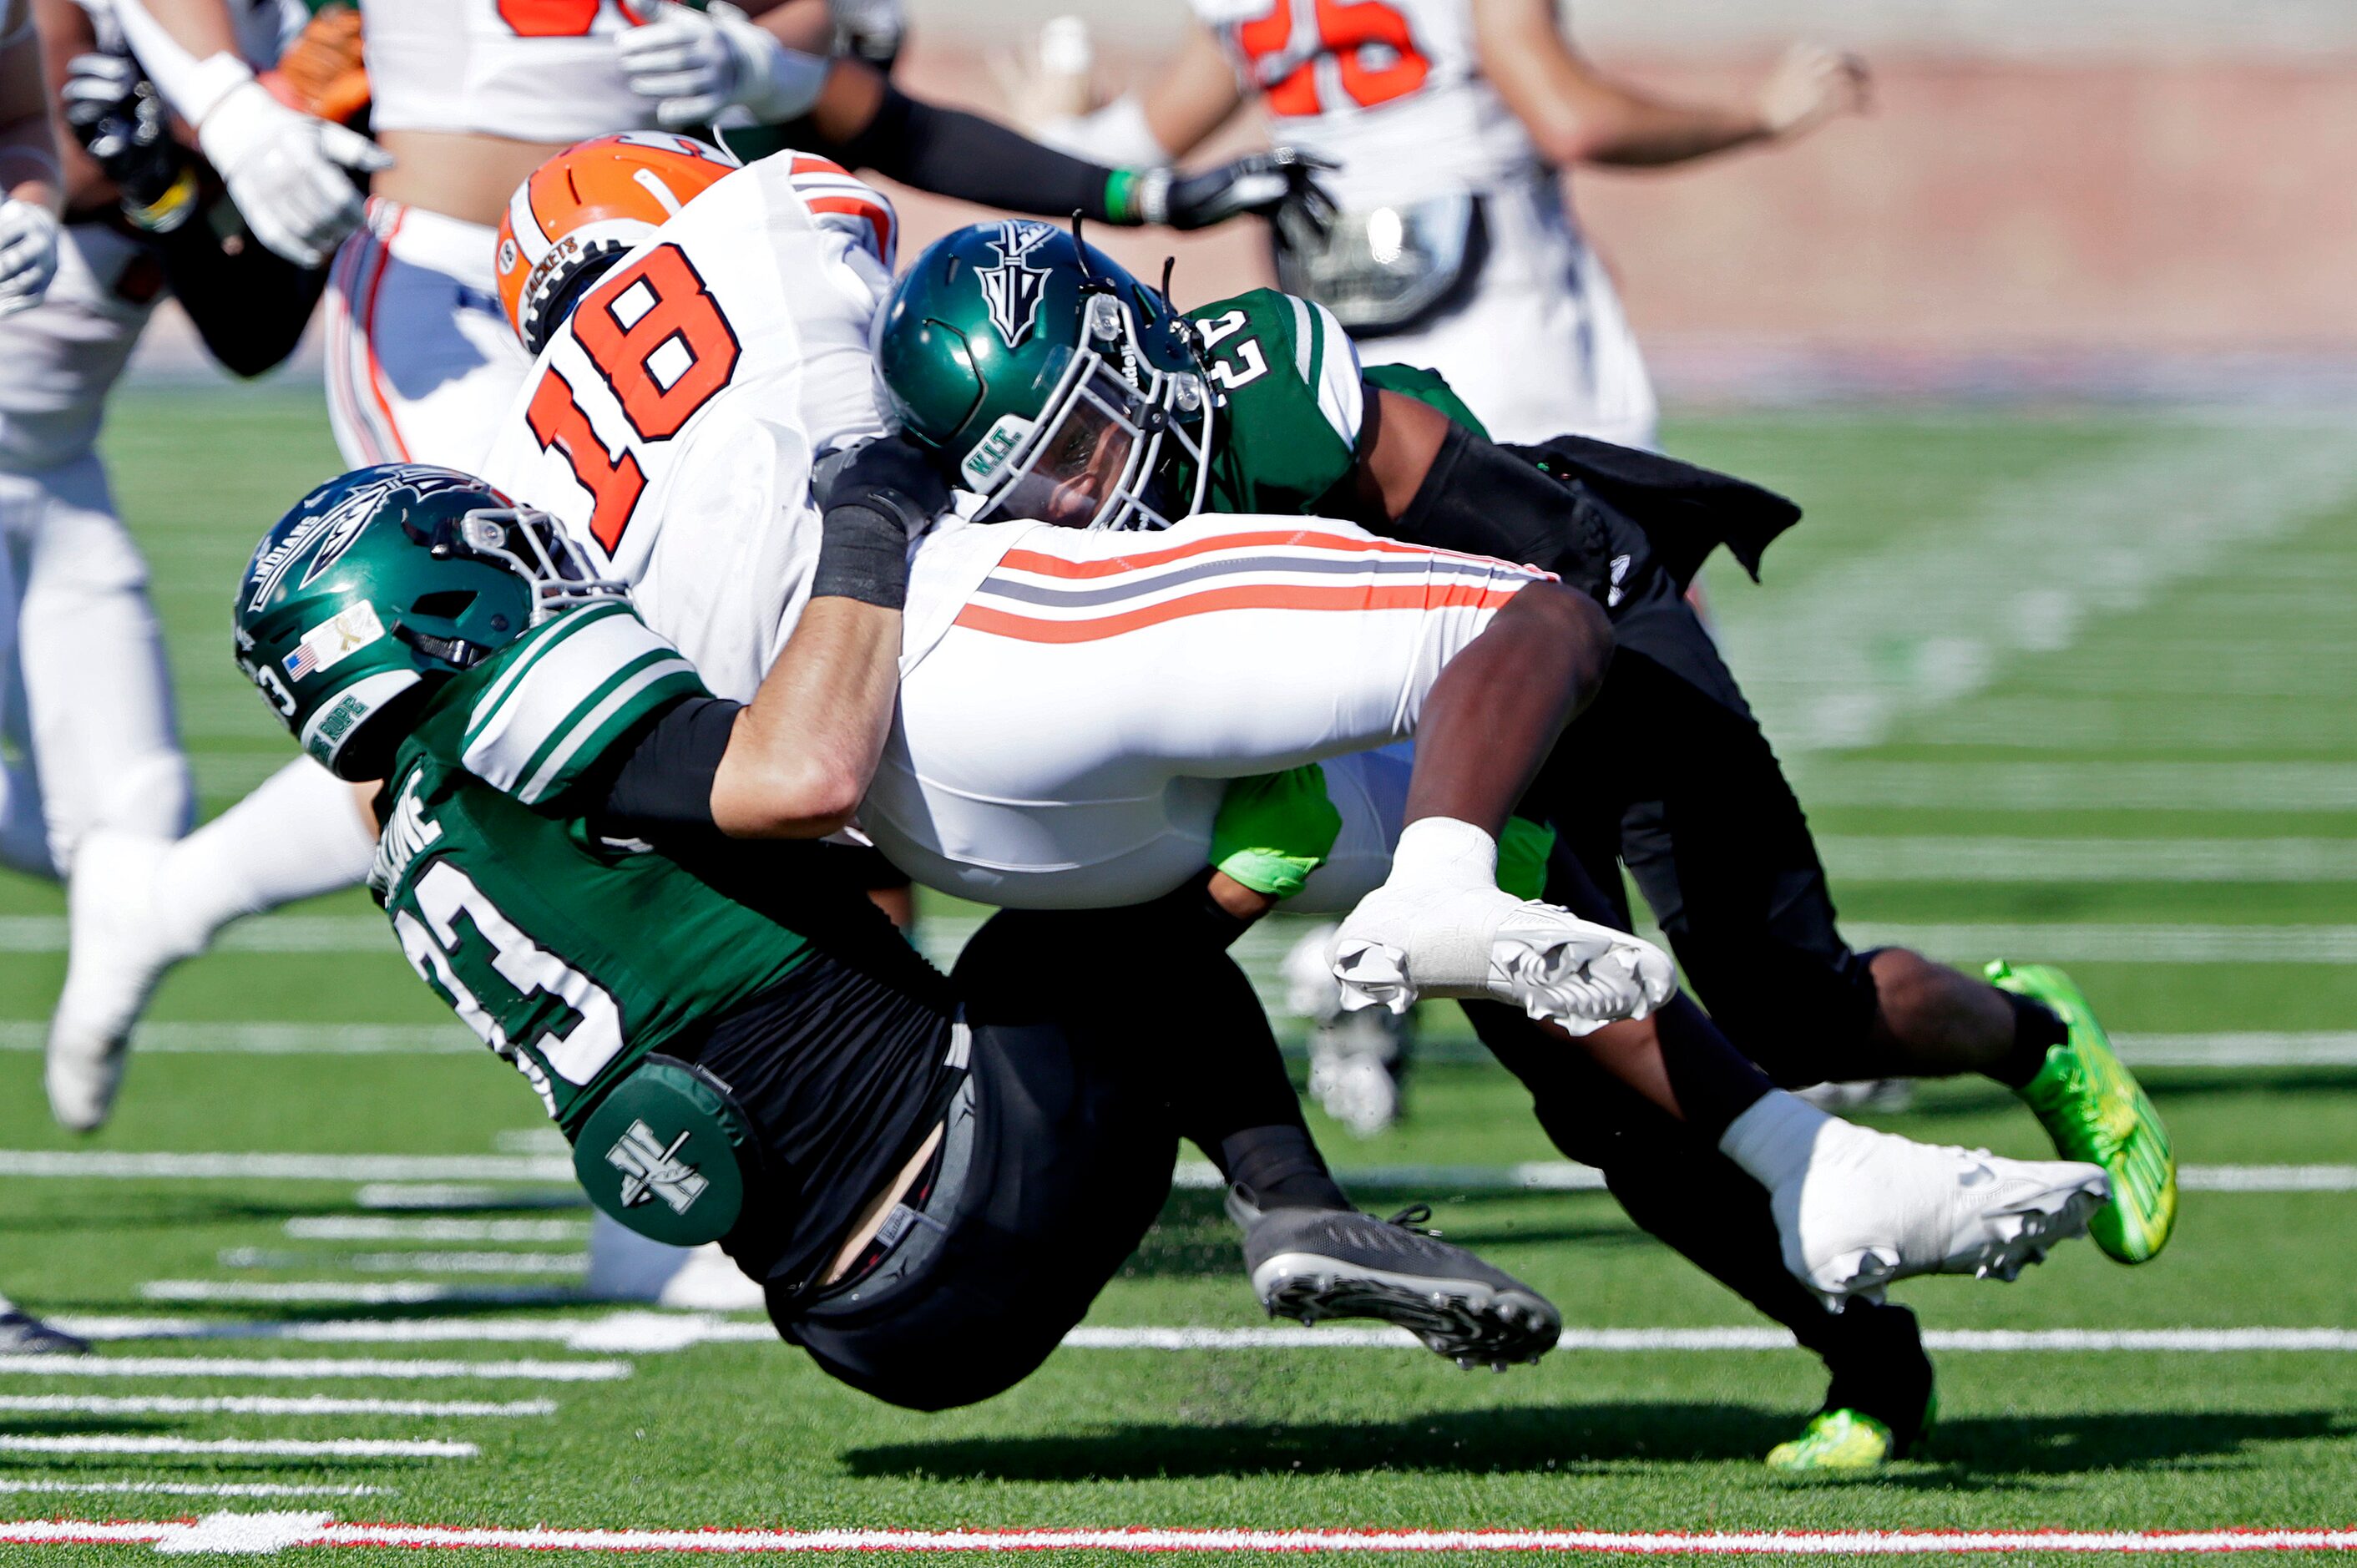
[1472,0,1866,169]
[33,0,106,215]
[0,0,61,316]
[110,0,388,267]
[1002,22,1245,168]
[619,5,1317,232]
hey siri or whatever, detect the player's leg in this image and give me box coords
[11,454,192,872]
[0,472,43,875]
[326,201,533,472]
[1471,1004,1935,1469]
[1592,620,2174,1264]
[46,757,375,1130]
[955,903,1559,1368]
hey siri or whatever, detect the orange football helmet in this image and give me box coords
[496,131,741,356]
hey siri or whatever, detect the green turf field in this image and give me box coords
[0,389,2354,1561]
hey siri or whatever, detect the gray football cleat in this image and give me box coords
[0,1307,89,1356]
[1243,1204,1560,1368]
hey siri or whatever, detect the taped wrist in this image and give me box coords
[810,503,910,609]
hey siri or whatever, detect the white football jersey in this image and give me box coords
[478,154,901,701]
[1191,0,1540,208]
[363,0,661,143]
[0,0,298,473]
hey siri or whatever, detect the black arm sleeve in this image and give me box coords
[1391,419,1616,603]
[155,197,331,379]
[592,695,745,834]
[835,83,1120,224]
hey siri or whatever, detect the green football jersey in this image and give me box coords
[371,599,816,1130]
[1188,287,1490,518]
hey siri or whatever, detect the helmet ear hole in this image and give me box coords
[411,589,478,621]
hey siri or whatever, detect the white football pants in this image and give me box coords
[864,514,1545,913]
[0,456,192,878]
[326,200,534,473]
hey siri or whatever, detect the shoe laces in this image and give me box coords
[1384,1203,1439,1236]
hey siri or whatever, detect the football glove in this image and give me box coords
[196,73,390,267]
[618,1,830,130]
[1211,766,1343,899]
[61,51,196,232]
[0,200,60,320]
[1136,147,1337,235]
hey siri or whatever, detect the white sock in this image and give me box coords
[1386,817,1499,892]
[149,758,375,956]
[1718,1088,1837,1196]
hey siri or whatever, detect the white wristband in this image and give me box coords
[180,51,260,131]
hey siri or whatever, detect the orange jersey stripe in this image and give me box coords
[953,579,1524,645]
[789,154,853,180]
[804,195,894,260]
[994,529,1520,583]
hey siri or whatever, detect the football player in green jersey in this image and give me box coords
[230,463,1574,1404]
[872,222,2173,1470]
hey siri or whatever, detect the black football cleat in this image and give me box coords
[0,1307,89,1356]
[1243,1203,1560,1368]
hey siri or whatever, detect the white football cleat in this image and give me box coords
[46,832,195,1132]
[1774,1120,2110,1309]
[1330,881,1674,1034]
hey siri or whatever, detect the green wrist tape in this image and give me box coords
[1104,167,1143,225]
[1211,765,1342,899]
[1496,816,1558,901]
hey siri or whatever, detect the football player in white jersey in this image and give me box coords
[0,0,88,1358]
[461,138,2108,1316]
[1014,2,1865,450]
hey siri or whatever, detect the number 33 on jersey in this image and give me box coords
[488,149,900,584]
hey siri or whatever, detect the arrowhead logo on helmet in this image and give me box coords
[976,221,1058,349]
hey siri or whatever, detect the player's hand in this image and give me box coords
[1758,43,1869,141]
[618,0,829,130]
[197,76,392,268]
[1144,147,1338,233]
[832,0,906,70]
[62,52,195,229]
[0,200,59,319]
[986,16,1100,132]
[819,432,953,535]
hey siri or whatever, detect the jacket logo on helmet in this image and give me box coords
[976,220,1057,349]
[606,1120,709,1215]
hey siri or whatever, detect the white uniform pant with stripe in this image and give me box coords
[863,514,1545,913]
[1362,176,1657,451]
[326,200,533,472]
[0,455,192,878]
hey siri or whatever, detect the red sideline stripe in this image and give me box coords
[995,529,1525,582]
[7,1520,2357,1554]
[954,581,1525,645]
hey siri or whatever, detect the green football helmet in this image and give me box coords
[873,220,1213,532]
[234,464,625,780]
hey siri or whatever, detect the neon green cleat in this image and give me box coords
[1767,1394,1934,1475]
[1986,961,2177,1264]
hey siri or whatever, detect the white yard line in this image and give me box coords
[1844,923,2357,964]
[220,1248,589,1276]
[355,1185,585,1211]
[52,1314,2357,1358]
[0,1151,572,1181]
[0,914,384,953]
[1177,1161,2357,1194]
[2113,1031,2357,1066]
[0,1480,385,1499]
[286,1218,586,1242]
[1711,421,2357,752]
[61,1313,771,1353]
[0,1353,626,1381]
[0,1393,552,1418]
[1791,760,2357,812]
[0,1021,472,1055]
[0,1434,474,1458]
[1816,836,2357,882]
[14,1519,2357,1555]
[141,1281,583,1306]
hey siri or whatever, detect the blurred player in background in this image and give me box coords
[0,0,80,1353]
[1003,1,1865,1130]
